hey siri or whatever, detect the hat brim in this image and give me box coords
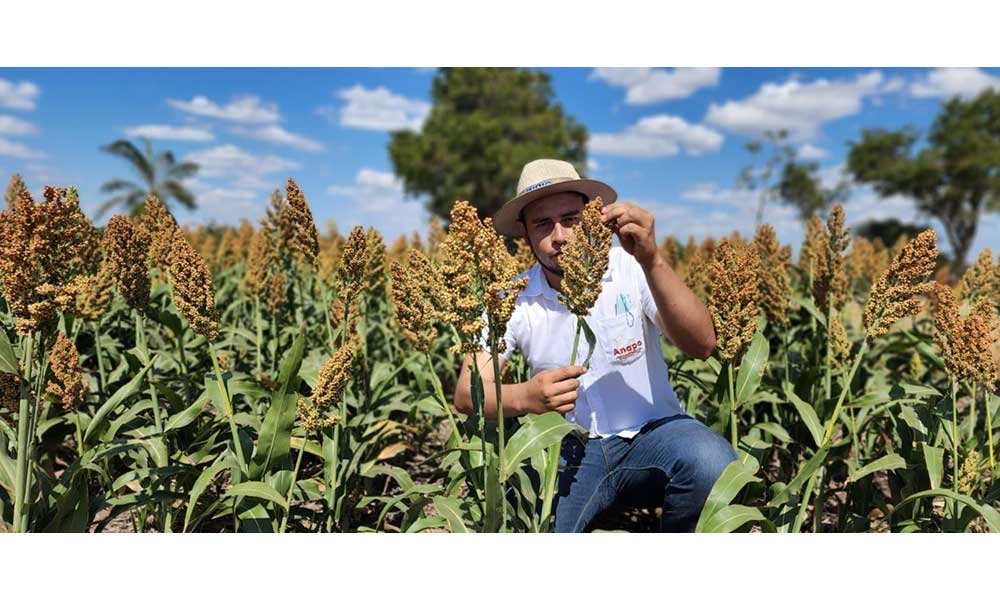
[492,178,617,238]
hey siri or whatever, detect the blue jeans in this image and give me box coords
[552,414,737,533]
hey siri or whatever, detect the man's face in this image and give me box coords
[519,192,586,273]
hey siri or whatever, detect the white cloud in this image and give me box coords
[230,124,324,152]
[326,168,432,243]
[586,158,600,173]
[910,67,1000,99]
[590,68,720,105]
[0,136,45,159]
[185,144,300,189]
[0,114,38,136]
[123,124,214,141]
[590,114,724,158]
[705,71,891,140]
[0,79,41,110]
[175,184,263,225]
[167,95,281,124]
[328,85,430,131]
[327,168,407,212]
[797,143,828,160]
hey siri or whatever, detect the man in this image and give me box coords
[453,158,737,532]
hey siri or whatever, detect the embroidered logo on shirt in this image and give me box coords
[613,339,643,361]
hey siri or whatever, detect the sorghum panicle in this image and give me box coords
[169,232,220,340]
[4,173,26,210]
[103,215,152,311]
[708,239,761,361]
[0,186,100,333]
[47,331,85,411]
[933,282,999,388]
[364,227,387,297]
[864,230,938,337]
[243,229,273,299]
[297,339,355,432]
[958,248,999,307]
[813,204,850,312]
[753,224,791,326]
[557,197,612,318]
[389,253,438,354]
[284,178,319,270]
[140,194,178,277]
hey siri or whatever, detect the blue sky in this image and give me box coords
[2,67,999,257]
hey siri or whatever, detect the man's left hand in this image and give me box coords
[601,201,659,271]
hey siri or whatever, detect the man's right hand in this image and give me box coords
[524,365,587,414]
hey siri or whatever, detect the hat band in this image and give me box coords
[516,176,576,197]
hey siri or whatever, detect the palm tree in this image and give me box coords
[98,137,199,217]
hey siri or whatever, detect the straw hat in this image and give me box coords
[492,158,617,237]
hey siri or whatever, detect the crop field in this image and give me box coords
[1,179,999,533]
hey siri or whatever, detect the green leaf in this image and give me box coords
[84,359,155,444]
[699,505,769,533]
[501,412,580,481]
[249,330,305,484]
[892,489,1000,532]
[849,453,907,482]
[784,383,824,448]
[0,329,17,375]
[432,496,470,533]
[222,481,289,510]
[735,331,768,407]
[484,452,502,533]
[164,391,211,432]
[796,296,827,328]
[580,318,597,368]
[922,443,945,490]
[752,422,792,444]
[768,446,829,507]
[696,457,761,531]
[183,458,236,532]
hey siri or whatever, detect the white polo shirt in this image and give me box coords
[480,246,684,438]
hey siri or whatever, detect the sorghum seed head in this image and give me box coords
[140,194,178,276]
[169,232,219,340]
[708,239,761,361]
[557,197,612,318]
[864,230,938,338]
[0,186,101,332]
[753,224,791,326]
[364,227,387,297]
[389,250,443,354]
[298,339,355,432]
[337,226,368,297]
[933,282,999,389]
[284,178,319,270]
[812,204,850,312]
[47,331,85,411]
[243,228,273,299]
[958,248,999,308]
[103,215,152,311]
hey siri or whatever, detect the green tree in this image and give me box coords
[777,160,849,222]
[98,137,199,217]
[738,129,847,223]
[846,89,1000,271]
[853,217,929,248]
[388,68,588,222]
[737,129,794,226]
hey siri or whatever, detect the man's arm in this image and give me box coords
[640,255,716,359]
[600,201,716,359]
[453,352,585,419]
